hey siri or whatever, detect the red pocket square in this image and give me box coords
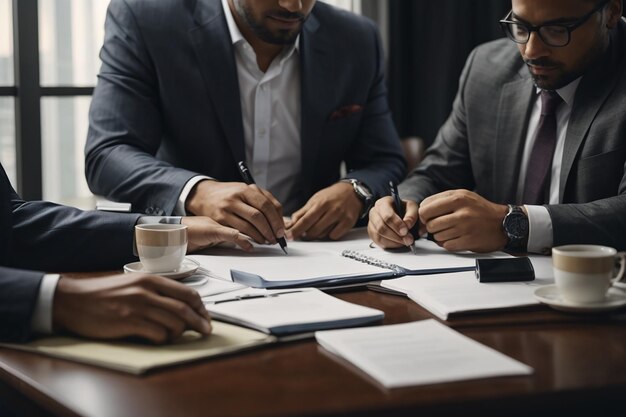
[329,104,363,121]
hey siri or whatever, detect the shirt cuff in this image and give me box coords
[175,175,213,215]
[524,205,553,254]
[30,274,61,335]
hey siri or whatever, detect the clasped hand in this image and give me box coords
[186,180,362,243]
[368,190,508,253]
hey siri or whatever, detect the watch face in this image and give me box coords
[506,212,529,239]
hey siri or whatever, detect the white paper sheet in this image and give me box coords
[380,255,554,319]
[205,288,384,335]
[188,228,510,284]
[315,320,533,388]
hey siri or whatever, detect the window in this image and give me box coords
[0,0,12,85]
[0,0,14,185]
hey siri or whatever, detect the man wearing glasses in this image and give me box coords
[368,0,626,254]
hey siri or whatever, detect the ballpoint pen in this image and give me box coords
[389,181,418,254]
[207,290,305,305]
[238,161,288,255]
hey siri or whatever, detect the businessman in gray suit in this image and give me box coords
[85,0,405,244]
[0,162,253,343]
[369,0,626,253]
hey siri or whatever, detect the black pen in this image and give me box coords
[238,161,288,255]
[389,181,417,254]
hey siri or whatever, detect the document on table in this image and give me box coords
[375,255,554,320]
[188,228,510,289]
[0,322,275,375]
[315,320,533,389]
[205,288,384,336]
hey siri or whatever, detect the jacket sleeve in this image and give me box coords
[0,266,44,342]
[85,0,198,215]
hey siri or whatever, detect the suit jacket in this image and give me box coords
[85,0,405,216]
[399,19,626,250]
[0,165,140,342]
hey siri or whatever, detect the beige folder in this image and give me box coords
[0,321,275,375]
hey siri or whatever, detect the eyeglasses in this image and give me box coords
[499,0,610,47]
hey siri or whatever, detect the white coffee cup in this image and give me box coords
[552,245,626,304]
[135,224,188,273]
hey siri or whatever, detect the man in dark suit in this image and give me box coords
[85,0,405,245]
[368,0,626,253]
[0,163,253,343]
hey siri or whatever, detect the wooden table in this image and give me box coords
[1,288,625,417]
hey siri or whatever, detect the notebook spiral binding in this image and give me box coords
[341,250,405,274]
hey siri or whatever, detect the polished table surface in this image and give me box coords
[1,285,626,417]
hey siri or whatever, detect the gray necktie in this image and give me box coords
[522,90,563,205]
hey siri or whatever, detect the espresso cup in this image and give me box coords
[135,224,188,273]
[552,245,626,304]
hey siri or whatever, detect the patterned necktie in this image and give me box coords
[522,90,563,205]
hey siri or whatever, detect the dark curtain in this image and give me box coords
[388,1,511,146]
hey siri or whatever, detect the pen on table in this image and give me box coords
[389,181,417,254]
[238,161,288,255]
[207,290,305,305]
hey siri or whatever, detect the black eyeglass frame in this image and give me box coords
[499,0,611,47]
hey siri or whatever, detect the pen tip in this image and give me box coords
[282,247,288,255]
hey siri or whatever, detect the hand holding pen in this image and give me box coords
[238,161,288,254]
[390,181,418,254]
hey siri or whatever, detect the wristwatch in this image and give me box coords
[340,179,374,219]
[502,204,529,252]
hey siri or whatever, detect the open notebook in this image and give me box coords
[189,229,510,289]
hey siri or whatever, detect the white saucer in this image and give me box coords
[123,258,200,280]
[534,284,626,313]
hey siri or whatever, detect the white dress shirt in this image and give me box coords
[517,78,581,253]
[177,0,302,215]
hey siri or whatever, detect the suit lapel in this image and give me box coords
[493,71,535,204]
[188,0,245,164]
[559,39,621,202]
[300,12,336,196]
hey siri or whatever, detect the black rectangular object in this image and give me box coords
[475,257,535,283]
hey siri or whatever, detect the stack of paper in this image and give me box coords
[315,320,533,388]
[205,288,384,336]
[375,256,554,320]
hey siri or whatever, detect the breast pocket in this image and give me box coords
[573,147,626,201]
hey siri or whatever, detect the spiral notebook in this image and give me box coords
[190,230,510,289]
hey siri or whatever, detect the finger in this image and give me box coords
[287,206,322,240]
[147,293,212,335]
[242,186,285,241]
[419,195,457,223]
[141,306,187,339]
[328,217,354,240]
[303,210,337,240]
[259,188,284,219]
[368,207,408,246]
[120,318,170,344]
[210,224,254,252]
[440,236,469,252]
[403,200,420,230]
[431,225,461,243]
[146,277,211,322]
[371,229,406,249]
[221,208,267,244]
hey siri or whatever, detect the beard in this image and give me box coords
[234,2,306,45]
[525,33,608,90]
